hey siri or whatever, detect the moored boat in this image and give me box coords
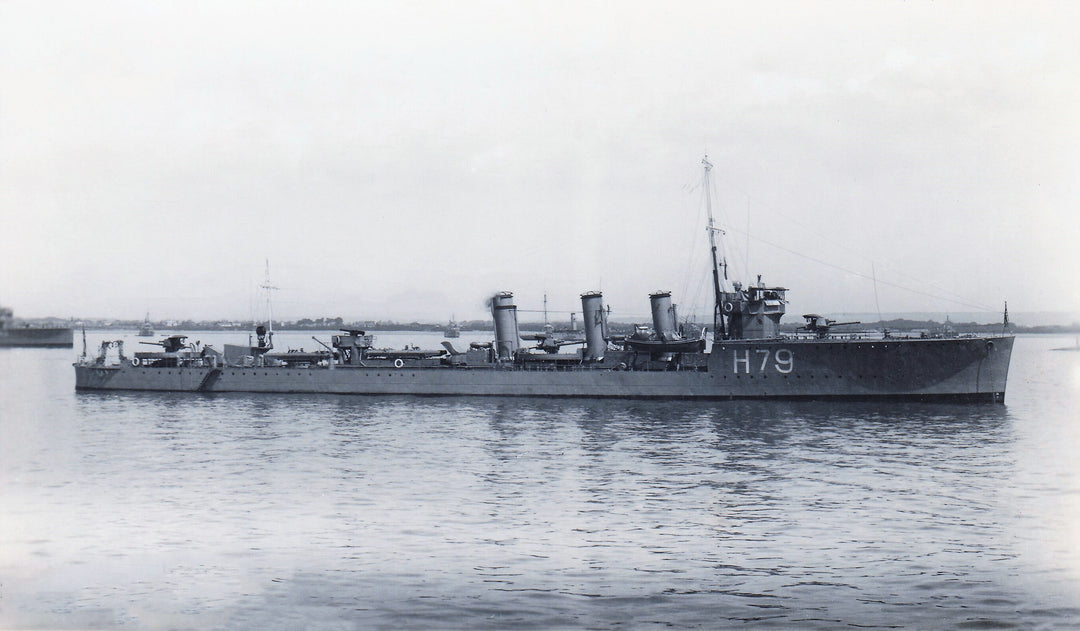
[137,313,154,337]
[1,306,73,348]
[1051,338,1079,352]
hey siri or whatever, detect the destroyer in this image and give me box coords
[74,158,1013,401]
[1,306,73,348]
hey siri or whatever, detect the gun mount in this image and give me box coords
[798,314,861,338]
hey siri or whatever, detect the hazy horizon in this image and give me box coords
[3,2,1078,323]
[41,309,1079,330]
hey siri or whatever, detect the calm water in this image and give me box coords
[1,332,1079,629]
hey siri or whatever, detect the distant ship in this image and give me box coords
[137,313,155,337]
[443,318,460,338]
[1,306,73,348]
[1051,338,1079,352]
[74,157,1014,402]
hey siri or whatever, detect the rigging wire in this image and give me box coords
[677,172,707,303]
[678,165,730,322]
[723,224,997,312]
[701,163,998,314]
[872,262,883,323]
[721,183,986,311]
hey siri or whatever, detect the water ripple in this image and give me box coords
[1,339,1079,628]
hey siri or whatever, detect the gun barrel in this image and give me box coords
[311,336,334,353]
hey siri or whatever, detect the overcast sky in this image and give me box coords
[2,1,1077,324]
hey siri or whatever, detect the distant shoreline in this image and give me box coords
[34,318,1080,336]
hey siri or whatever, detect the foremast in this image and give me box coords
[702,156,788,341]
[702,156,728,341]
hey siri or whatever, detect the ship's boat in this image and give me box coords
[73,158,1014,401]
[0,306,73,348]
[621,292,707,354]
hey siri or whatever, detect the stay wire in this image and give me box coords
[727,225,996,312]
[721,183,986,311]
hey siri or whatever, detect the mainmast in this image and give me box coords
[702,156,728,338]
[260,259,278,334]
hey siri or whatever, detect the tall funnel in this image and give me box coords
[649,291,677,341]
[580,291,606,360]
[491,291,520,360]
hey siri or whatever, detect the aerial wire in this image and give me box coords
[717,174,993,312]
[724,225,995,312]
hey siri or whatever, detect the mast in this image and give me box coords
[260,259,278,334]
[702,155,728,339]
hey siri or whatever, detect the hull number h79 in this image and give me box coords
[733,349,794,374]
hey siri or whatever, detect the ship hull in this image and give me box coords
[1,327,74,348]
[74,336,1014,402]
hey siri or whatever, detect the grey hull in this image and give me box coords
[1,327,74,348]
[75,336,1014,403]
